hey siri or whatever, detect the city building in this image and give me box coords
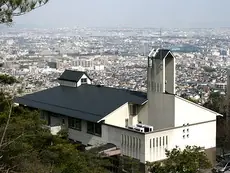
[215,82,227,90]
[15,49,220,171]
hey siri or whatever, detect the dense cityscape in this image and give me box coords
[0,27,229,103]
[3,0,230,172]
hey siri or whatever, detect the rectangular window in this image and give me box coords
[133,137,135,147]
[150,139,152,148]
[156,138,158,147]
[130,136,132,147]
[87,121,102,136]
[166,136,168,145]
[125,118,128,127]
[81,78,87,84]
[87,121,94,134]
[153,138,155,147]
[68,117,81,131]
[160,137,161,146]
[163,136,165,146]
[95,123,102,136]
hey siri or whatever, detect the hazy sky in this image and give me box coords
[12,0,230,28]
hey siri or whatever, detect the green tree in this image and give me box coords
[0,0,49,24]
[147,146,212,173]
[203,92,226,115]
[118,156,140,173]
[0,99,110,173]
[0,74,18,85]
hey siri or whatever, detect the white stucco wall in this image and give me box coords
[58,80,76,87]
[138,103,148,124]
[103,103,130,127]
[174,96,217,127]
[103,124,146,163]
[77,74,92,87]
[145,120,216,162]
[69,119,216,163]
[46,109,216,164]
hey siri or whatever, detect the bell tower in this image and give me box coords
[147,48,176,129]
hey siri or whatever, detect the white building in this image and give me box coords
[15,49,220,172]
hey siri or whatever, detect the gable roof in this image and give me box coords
[58,70,92,82]
[15,85,147,122]
[149,49,173,60]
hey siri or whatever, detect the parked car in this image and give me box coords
[212,160,230,173]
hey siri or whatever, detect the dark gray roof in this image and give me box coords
[58,70,92,82]
[15,85,147,122]
[152,49,171,60]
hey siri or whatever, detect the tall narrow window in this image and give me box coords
[160,137,161,146]
[133,137,135,147]
[87,121,94,134]
[125,119,128,127]
[156,138,158,147]
[150,139,152,148]
[153,138,155,147]
[163,136,165,146]
[95,123,102,136]
[166,136,168,145]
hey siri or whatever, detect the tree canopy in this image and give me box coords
[147,146,212,173]
[0,0,49,24]
[0,74,18,85]
[203,91,226,116]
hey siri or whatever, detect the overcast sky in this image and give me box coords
[12,0,230,28]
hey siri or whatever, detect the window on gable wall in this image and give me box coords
[81,78,87,84]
